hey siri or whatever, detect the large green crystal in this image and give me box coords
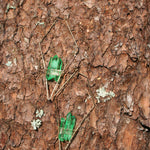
[46,55,63,82]
[59,112,76,142]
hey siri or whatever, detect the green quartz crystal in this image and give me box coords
[46,55,63,82]
[59,112,76,142]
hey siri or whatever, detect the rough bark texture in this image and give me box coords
[0,0,150,150]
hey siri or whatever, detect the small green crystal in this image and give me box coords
[59,112,76,142]
[46,55,63,82]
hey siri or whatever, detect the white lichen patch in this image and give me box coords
[6,61,12,67]
[31,119,42,130]
[96,87,115,103]
[31,109,44,130]
[36,109,44,118]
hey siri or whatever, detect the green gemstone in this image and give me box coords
[46,55,63,82]
[58,112,76,141]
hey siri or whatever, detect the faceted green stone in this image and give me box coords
[46,55,63,82]
[58,112,76,142]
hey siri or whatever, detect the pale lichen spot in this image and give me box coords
[6,61,12,67]
[96,87,115,103]
[36,109,44,118]
[31,119,42,130]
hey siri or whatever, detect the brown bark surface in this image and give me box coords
[0,0,150,150]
